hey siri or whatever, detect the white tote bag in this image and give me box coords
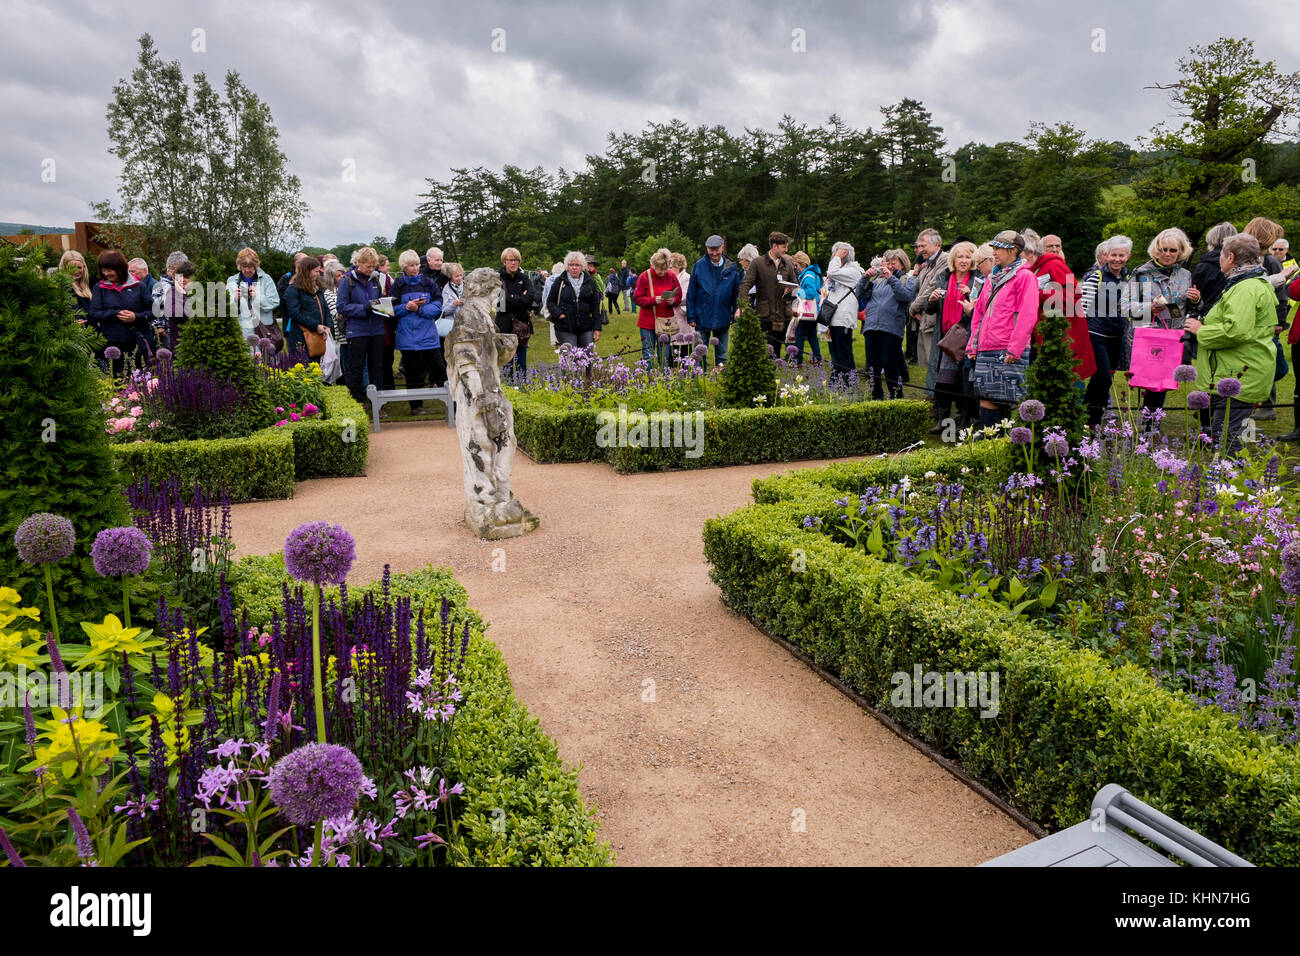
[320,329,342,384]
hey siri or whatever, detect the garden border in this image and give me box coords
[227,554,613,866]
[110,385,369,502]
[703,445,1300,866]
[509,390,932,473]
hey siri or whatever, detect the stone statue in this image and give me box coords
[444,267,539,539]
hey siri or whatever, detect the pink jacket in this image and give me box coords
[967,264,1040,360]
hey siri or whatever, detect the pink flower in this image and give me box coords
[275,406,285,413]
[130,406,143,417]
[289,404,297,409]
[303,403,319,416]
[289,412,300,422]
[148,420,161,429]
[274,420,288,427]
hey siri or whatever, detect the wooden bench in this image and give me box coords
[365,384,455,432]
[981,785,1253,867]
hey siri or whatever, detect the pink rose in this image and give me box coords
[289,412,301,422]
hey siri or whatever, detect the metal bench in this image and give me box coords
[365,384,455,433]
[980,785,1253,867]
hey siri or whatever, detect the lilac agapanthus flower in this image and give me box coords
[284,522,356,586]
[14,512,76,565]
[90,526,152,577]
[267,743,364,825]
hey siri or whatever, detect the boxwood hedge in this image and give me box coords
[111,385,369,501]
[227,554,613,867]
[703,448,1300,866]
[510,390,932,473]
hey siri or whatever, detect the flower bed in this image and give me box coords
[111,385,369,501]
[703,437,1300,865]
[0,525,611,867]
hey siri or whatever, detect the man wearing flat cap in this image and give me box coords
[686,234,743,367]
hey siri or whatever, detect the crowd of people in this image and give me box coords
[64,214,1300,444]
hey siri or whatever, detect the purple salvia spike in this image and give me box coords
[0,827,26,867]
[45,632,66,674]
[67,808,95,864]
[23,692,37,747]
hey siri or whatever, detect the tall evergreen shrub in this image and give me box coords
[720,303,778,409]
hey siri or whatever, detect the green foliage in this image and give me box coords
[1023,308,1088,447]
[720,303,778,409]
[1010,123,1111,262]
[624,222,694,271]
[111,428,296,502]
[110,386,369,500]
[173,300,274,433]
[0,242,132,617]
[226,558,613,866]
[93,33,306,257]
[510,390,930,472]
[702,496,1300,865]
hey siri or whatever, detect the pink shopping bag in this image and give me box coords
[1127,327,1184,391]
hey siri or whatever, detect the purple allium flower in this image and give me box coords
[67,808,95,865]
[709,337,719,346]
[259,337,275,353]
[0,826,25,867]
[1173,364,1197,384]
[156,347,173,363]
[1282,540,1300,597]
[267,743,364,825]
[284,522,355,586]
[104,346,121,360]
[1009,426,1032,445]
[1187,391,1211,411]
[90,526,152,578]
[245,334,261,346]
[14,512,76,565]
[657,333,670,345]
[1216,377,1242,398]
[786,345,799,357]
[1017,399,1045,422]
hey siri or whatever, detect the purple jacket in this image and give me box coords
[335,268,385,339]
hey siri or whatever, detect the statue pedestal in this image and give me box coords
[466,501,540,540]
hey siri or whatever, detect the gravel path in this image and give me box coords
[229,421,1033,865]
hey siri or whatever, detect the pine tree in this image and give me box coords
[0,243,133,617]
[1023,307,1088,448]
[720,302,778,409]
[173,301,274,434]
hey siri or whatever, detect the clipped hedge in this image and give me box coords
[702,496,1300,866]
[510,390,931,473]
[285,385,369,479]
[111,427,296,502]
[227,555,613,867]
[111,386,369,501]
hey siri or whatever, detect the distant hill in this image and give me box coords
[0,222,74,235]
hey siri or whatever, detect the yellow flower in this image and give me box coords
[29,707,120,779]
[73,614,162,670]
[129,692,204,766]
[0,586,41,634]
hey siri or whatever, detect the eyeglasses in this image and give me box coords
[1158,247,1180,254]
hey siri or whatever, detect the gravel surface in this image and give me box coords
[229,420,1033,865]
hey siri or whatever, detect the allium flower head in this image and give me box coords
[267,743,364,825]
[245,334,261,346]
[1042,428,1070,458]
[1173,364,1197,384]
[14,513,76,565]
[90,526,152,578]
[657,333,670,345]
[155,347,173,363]
[709,337,719,346]
[1009,426,1032,445]
[104,346,121,360]
[1187,391,1211,411]
[1216,377,1242,398]
[1017,399,1045,422]
[284,522,355,586]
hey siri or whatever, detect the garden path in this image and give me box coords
[229,424,1033,865]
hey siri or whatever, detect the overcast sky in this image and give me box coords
[2,0,1295,248]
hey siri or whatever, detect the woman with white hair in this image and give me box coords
[1081,235,1142,428]
[336,246,386,406]
[546,251,604,351]
[391,249,443,412]
[824,242,864,378]
[497,246,534,380]
[1128,227,1199,417]
[736,243,760,311]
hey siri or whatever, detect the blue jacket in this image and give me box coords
[797,264,823,300]
[685,255,742,331]
[335,268,385,339]
[392,273,442,351]
[860,273,915,337]
[88,279,152,344]
[282,283,331,337]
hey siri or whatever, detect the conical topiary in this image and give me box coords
[720,302,778,408]
[0,242,134,617]
[1022,306,1088,459]
[173,292,274,434]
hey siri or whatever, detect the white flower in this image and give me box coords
[923,471,937,479]
[960,466,971,475]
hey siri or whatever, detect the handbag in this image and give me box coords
[817,285,853,326]
[319,329,341,383]
[300,295,328,358]
[937,322,970,364]
[258,319,284,352]
[971,348,1031,404]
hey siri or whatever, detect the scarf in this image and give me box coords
[1219,263,1265,296]
[942,271,969,333]
[987,257,1025,299]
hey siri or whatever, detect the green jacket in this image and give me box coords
[1192,271,1277,404]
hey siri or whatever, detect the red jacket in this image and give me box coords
[1033,253,1097,380]
[633,269,681,332]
